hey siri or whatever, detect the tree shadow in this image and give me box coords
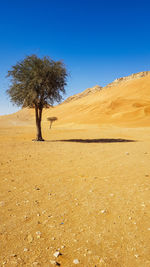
[47,138,136,143]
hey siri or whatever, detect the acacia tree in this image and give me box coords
[47,116,58,129]
[7,55,67,141]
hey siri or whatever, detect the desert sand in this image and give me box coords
[0,72,150,266]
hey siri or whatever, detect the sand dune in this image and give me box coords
[39,71,150,128]
[1,71,150,128]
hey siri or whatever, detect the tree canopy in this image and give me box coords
[47,116,58,122]
[47,116,58,129]
[7,55,67,108]
[7,55,68,140]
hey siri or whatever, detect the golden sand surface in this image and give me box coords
[0,74,150,266]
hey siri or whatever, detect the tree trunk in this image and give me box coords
[50,121,52,129]
[35,106,44,141]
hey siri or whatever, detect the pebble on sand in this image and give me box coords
[101,209,106,213]
[53,251,61,258]
[73,259,80,264]
[50,260,61,266]
[34,186,40,190]
[36,231,41,235]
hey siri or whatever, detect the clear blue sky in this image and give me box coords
[0,0,150,115]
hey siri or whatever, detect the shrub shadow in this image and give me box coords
[48,138,136,143]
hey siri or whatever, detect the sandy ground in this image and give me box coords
[0,121,150,267]
[1,73,150,266]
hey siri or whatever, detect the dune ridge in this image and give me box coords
[41,71,150,127]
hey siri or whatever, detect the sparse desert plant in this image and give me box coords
[47,116,58,129]
[7,55,67,141]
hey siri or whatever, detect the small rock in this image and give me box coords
[53,251,61,258]
[101,209,106,214]
[35,186,40,190]
[73,259,79,264]
[10,254,17,257]
[36,231,41,235]
[24,248,28,252]
[50,260,61,266]
[125,152,129,155]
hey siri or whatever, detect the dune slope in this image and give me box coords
[40,71,150,127]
